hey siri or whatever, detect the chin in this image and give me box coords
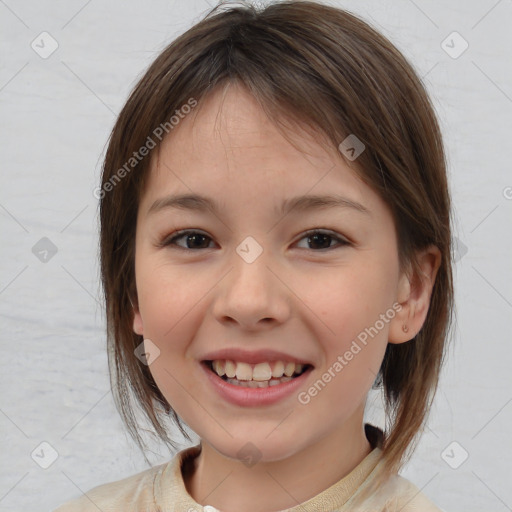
[206,432,306,465]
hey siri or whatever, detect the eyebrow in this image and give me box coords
[147,193,371,217]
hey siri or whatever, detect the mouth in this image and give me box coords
[202,359,313,388]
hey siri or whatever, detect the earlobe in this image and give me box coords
[128,289,144,335]
[133,309,143,335]
[388,245,441,344]
[131,298,144,335]
[388,272,413,344]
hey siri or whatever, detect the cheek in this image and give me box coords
[309,265,394,337]
[302,265,393,384]
[135,258,209,367]
[136,260,199,337]
[137,270,200,413]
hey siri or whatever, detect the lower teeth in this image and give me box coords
[224,376,294,388]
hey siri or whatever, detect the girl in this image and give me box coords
[56,1,454,510]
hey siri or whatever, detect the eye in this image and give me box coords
[160,230,215,250]
[159,229,350,251]
[295,229,350,251]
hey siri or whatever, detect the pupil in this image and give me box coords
[309,233,331,249]
[188,234,208,249]
[188,234,332,249]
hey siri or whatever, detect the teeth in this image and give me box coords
[212,360,225,377]
[271,361,284,378]
[253,362,272,381]
[224,360,236,378]
[226,376,293,387]
[284,362,295,377]
[210,359,307,381]
[235,362,252,381]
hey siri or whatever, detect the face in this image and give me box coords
[132,83,411,463]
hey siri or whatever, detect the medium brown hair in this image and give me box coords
[99,0,454,494]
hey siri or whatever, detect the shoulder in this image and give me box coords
[346,453,443,512]
[387,474,443,511]
[359,473,443,512]
[53,462,169,512]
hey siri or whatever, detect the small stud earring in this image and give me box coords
[402,324,409,333]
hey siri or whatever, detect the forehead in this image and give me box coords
[139,83,386,221]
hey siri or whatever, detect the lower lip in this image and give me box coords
[201,362,313,407]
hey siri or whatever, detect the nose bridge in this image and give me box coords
[213,237,288,327]
[228,238,274,303]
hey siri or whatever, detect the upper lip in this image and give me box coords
[201,348,314,366]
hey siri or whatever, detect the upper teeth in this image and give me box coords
[211,360,305,381]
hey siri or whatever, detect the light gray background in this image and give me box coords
[1,0,511,511]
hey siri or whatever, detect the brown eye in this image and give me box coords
[161,230,214,250]
[159,228,350,252]
[295,230,350,251]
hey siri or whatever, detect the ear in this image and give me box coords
[388,245,441,344]
[131,296,144,336]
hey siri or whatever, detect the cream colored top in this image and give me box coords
[54,429,442,511]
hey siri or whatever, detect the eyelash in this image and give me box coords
[158,229,351,252]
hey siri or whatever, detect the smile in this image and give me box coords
[206,359,310,388]
[201,359,313,406]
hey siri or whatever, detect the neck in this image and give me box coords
[183,416,373,512]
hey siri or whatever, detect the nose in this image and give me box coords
[212,246,291,331]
